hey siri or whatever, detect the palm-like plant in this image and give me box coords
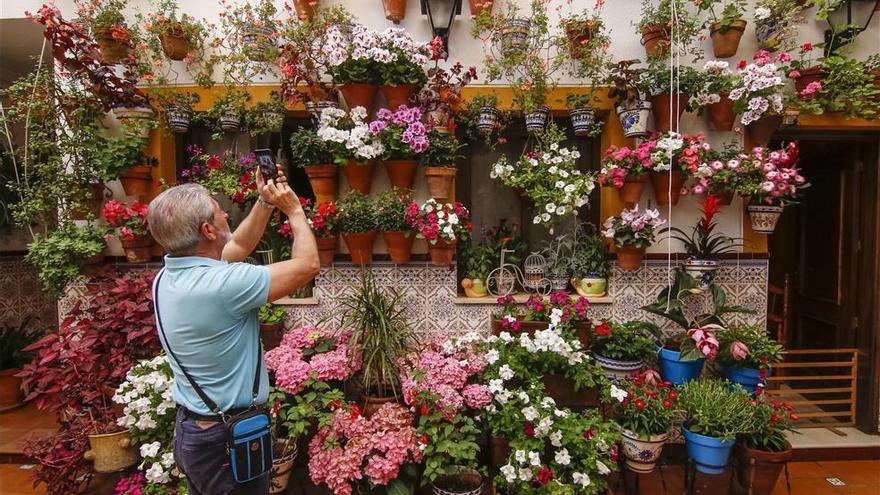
[662,194,741,260]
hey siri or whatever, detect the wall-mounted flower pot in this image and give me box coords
[165,105,192,133]
[469,0,493,16]
[380,84,417,110]
[119,165,153,198]
[563,20,597,59]
[461,278,488,298]
[745,114,782,147]
[640,23,669,58]
[477,106,498,134]
[594,354,643,382]
[616,244,646,272]
[382,230,415,264]
[260,322,284,351]
[121,235,154,263]
[724,366,765,394]
[747,204,784,234]
[424,167,457,203]
[524,105,550,134]
[710,20,747,58]
[340,83,379,114]
[304,164,338,204]
[242,25,276,62]
[159,26,192,60]
[269,443,298,494]
[315,236,337,266]
[262,111,285,134]
[707,93,735,131]
[342,232,376,265]
[428,239,456,266]
[616,100,652,138]
[794,67,826,100]
[293,0,319,21]
[0,369,24,412]
[84,430,139,473]
[220,112,241,133]
[682,426,735,475]
[382,0,408,23]
[657,347,705,385]
[501,19,530,54]
[542,373,598,407]
[684,259,719,288]
[650,170,684,206]
[383,159,419,189]
[94,25,130,64]
[112,106,155,138]
[72,183,107,220]
[618,174,647,205]
[570,275,606,298]
[735,444,792,495]
[755,20,782,52]
[432,466,483,495]
[569,107,598,136]
[342,160,376,194]
[651,92,687,133]
[620,428,668,474]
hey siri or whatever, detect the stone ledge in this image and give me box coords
[274,296,320,306]
[454,294,614,305]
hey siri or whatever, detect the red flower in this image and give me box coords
[596,322,612,336]
[663,399,672,409]
[420,405,429,416]
[419,434,428,445]
[802,42,813,52]
[737,60,747,70]
[789,413,798,421]
[524,423,535,437]
[610,444,619,464]
[668,391,678,400]
[583,427,596,440]
[350,405,361,419]
[635,400,645,410]
[206,155,221,169]
[759,368,768,379]
[537,467,553,485]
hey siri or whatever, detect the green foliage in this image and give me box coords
[0,318,41,369]
[717,324,783,370]
[422,132,464,168]
[417,411,482,485]
[639,61,708,111]
[607,60,647,107]
[259,303,286,325]
[25,224,107,298]
[270,380,345,442]
[742,398,798,452]
[612,374,681,436]
[679,379,754,440]
[91,0,128,28]
[197,89,250,139]
[245,91,286,136]
[542,233,574,278]
[456,95,511,148]
[375,188,414,233]
[794,54,880,120]
[591,320,656,362]
[636,0,703,60]
[569,223,609,278]
[462,240,496,281]
[336,191,377,233]
[694,0,748,30]
[289,127,334,167]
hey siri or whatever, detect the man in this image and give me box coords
[147,166,319,495]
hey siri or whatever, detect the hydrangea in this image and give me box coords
[265,326,361,395]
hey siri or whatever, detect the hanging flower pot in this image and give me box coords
[563,20,597,59]
[469,0,493,16]
[380,84,417,110]
[340,83,379,114]
[112,106,155,138]
[682,426,736,475]
[747,204,784,234]
[746,114,783,147]
[620,428,668,474]
[524,105,550,134]
[724,366,765,394]
[382,231,415,264]
[383,159,419,189]
[618,174,648,204]
[548,274,569,292]
[432,466,483,495]
[424,167,457,203]
[342,231,376,265]
[755,20,782,52]
[305,164,338,204]
[794,67,826,100]
[735,444,793,495]
[570,274,607,298]
[501,19,530,54]
[315,236,337,267]
[84,430,139,473]
[94,25,130,64]
[0,369,24,412]
[121,235,154,263]
[594,354,644,382]
[263,111,285,133]
[683,259,719,288]
[293,0,319,21]
[651,92,687,133]
[616,100,652,138]
[650,170,685,206]
[640,23,669,58]
[260,322,284,351]
[616,244,645,271]
[119,164,153,198]
[382,0,408,23]
[342,160,376,194]
[165,105,192,133]
[569,107,598,136]
[657,347,705,385]
[707,93,735,131]
[269,443,299,494]
[542,373,598,407]
[461,278,489,298]
[220,112,241,133]
[428,239,456,266]
[242,25,276,62]
[710,20,747,58]
[159,24,192,60]
[477,106,499,134]
[73,183,107,220]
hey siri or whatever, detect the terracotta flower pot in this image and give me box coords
[94,25,130,64]
[316,236,337,266]
[563,20,597,59]
[342,160,375,194]
[707,93,736,131]
[383,159,419,189]
[0,369,24,412]
[120,235,154,263]
[382,0,408,23]
[620,429,668,474]
[652,92,688,133]
[293,0,319,21]
[641,23,669,58]
[618,175,647,204]
[541,373,599,408]
[342,232,376,265]
[617,244,646,271]
[746,114,783,147]
[84,430,139,473]
[269,445,298,494]
[651,170,685,206]
[428,239,456,266]
[363,395,396,417]
[340,83,378,113]
[382,231,415,264]
[73,183,106,220]
[304,164,338,204]
[794,66,826,100]
[260,322,284,351]
[469,0,493,16]
[714,191,734,205]
[159,28,191,60]
[735,445,792,495]
[119,165,152,198]
[379,85,417,110]
[710,20,747,58]
[424,167,457,203]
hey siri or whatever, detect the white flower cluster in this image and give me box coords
[114,355,175,432]
[316,107,384,160]
[139,441,177,484]
[518,322,587,367]
[650,132,685,172]
[323,24,428,67]
[729,62,784,126]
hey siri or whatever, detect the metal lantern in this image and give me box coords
[523,252,547,290]
[823,0,879,55]
[421,0,462,58]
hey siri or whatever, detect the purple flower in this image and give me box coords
[376,108,393,120]
[369,120,388,134]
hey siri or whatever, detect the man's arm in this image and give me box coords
[264,181,320,302]
[221,202,272,262]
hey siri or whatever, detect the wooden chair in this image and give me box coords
[767,274,790,345]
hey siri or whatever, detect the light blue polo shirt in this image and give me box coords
[153,256,271,415]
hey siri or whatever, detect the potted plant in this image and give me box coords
[458,94,510,148]
[336,191,378,265]
[695,0,748,58]
[786,52,880,120]
[735,398,798,494]
[492,292,593,348]
[225,0,279,63]
[326,24,382,112]
[743,142,808,234]
[197,89,250,139]
[316,106,385,194]
[569,224,609,298]
[154,91,199,133]
[259,304,287,351]
[591,321,654,381]
[290,127,337,204]
[717,324,783,393]
[661,194,741,287]
[407,199,472,266]
[0,319,40,411]
[636,0,702,60]
[559,4,609,61]
[417,59,478,133]
[598,143,653,204]
[607,60,651,138]
[302,200,340,266]
[610,371,679,473]
[143,0,207,61]
[422,131,464,203]
[292,0,321,21]
[542,234,573,293]
[638,62,707,133]
[180,146,260,207]
[461,239,496,298]
[83,0,134,64]
[730,50,788,145]
[376,189,416,264]
[698,60,739,131]
[371,105,430,189]
[103,200,153,263]
[602,206,665,272]
[245,91,286,135]
[753,0,806,53]
[489,124,595,232]
[24,224,108,297]
[688,143,747,204]
[111,102,156,139]
[679,379,754,475]
[564,94,603,138]
[642,131,707,206]
[375,29,428,109]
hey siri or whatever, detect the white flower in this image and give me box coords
[522,406,539,421]
[146,462,170,484]
[499,365,515,381]
[528,451,541,466]
[555,448,571,466]
[549,430,563,447]
[518,391,530,404]
[499,331,513,343]
[161,452,175,468]
[610,384,628,403]
[486,349,500,365]
[135,415,157,431]
[496,390,511,404]
[518,467,534,481]
[500,464,517,483]
[488,379,505,394]
[755,7,771,20]
[140,441,161,459]
[545,203,557,213]
[554,409,570,418]
[514,450,527,464]
[573,472,591,487]
[536,417,554,436]
[596,460,611,475]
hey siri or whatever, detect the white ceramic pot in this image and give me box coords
[524,105,550,134]
[683,259,719,288]
[220,112,241,132]
[616,100,652,138]
[477,106,498,134]
[620,428,668,474]
[569,107,597,136]
[594,354,644,382]
[747,204,784,234]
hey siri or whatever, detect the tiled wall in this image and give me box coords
[0,256,58,329]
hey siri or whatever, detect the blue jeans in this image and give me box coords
[173,408,269,495]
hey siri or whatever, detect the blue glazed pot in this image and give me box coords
[724,366,767,394]
[657,347,705,385]
[682,426,736,475]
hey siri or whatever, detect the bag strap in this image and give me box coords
[153,268,263,417]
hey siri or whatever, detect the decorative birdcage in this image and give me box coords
[523,252,547,291]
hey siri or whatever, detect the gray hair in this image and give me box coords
[148,183,215,255]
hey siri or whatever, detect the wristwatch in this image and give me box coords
[257,198,275,210]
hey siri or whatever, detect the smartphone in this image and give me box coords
[254,149,278,182]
